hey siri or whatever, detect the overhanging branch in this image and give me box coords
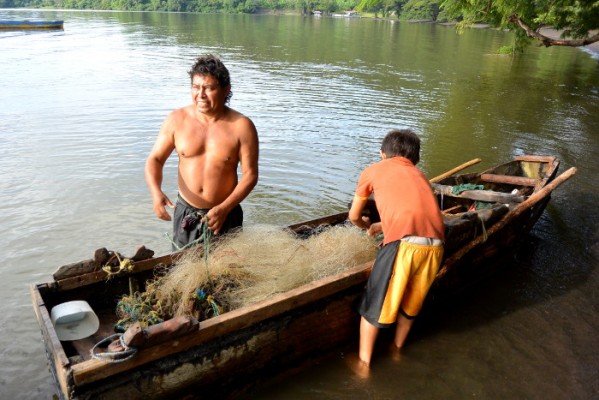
[507,13,599,47]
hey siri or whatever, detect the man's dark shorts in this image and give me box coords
[172,195,243,251]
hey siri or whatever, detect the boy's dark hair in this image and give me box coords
[381,128,420,165]
[188,54,233,104]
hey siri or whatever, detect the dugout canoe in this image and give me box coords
[0,20,64,30]
[31,155,575,399]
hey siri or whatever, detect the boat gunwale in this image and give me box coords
[68,259,374,387]
[30,283,73,398]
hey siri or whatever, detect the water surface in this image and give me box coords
[1,9,598,398]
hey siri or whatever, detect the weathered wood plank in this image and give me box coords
[480,174,539,187]
[286,212,349,232]
[430,158,482,183]
[432,183,525,203]
[30,284,72,397]
[53,247,159,283]
[54,252,180,292]
[514,155,557,163]
[53,248,112,280]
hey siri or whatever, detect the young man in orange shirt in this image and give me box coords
[349,128,445,368]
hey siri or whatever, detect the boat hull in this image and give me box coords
[32,257,370,399]
[0,20,64,30]
[31,155,574,399]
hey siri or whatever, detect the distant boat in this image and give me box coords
[0,20,64,30]
[332,11,361,18]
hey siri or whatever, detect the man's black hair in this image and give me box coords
[189,54,233,104]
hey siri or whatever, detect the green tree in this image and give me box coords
[357,0,405,17]
[402,0,439,21]
[441,0,599,48]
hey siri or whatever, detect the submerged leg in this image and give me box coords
[393,313,415,349]
[359,316,379,365]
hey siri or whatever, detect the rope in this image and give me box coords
[115,292,164,332]
[201,215,212,266]
[91,333,138,363]
[165,211,213,255]
[194,288,221,317]
[165,211,214,287]
[477,214,488,242]
[102,252,134,277]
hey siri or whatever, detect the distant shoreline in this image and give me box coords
[4,7,598,57]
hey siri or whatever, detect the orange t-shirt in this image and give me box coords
[355,156,445,245]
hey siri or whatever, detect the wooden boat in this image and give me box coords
[31,155,575,399]
[0,20,64,30]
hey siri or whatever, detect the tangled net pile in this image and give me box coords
[116,224,378,328]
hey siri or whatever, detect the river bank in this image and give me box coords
[435,21,599,57]
[539,27,599,57]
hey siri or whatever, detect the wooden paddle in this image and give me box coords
[437,166,577,278]
[430,158,482,183]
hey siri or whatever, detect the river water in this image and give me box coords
[1,9,598,399]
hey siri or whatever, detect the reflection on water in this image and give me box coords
[1,8,598,399]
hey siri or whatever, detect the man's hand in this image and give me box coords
[367,222,382,237]
[152,193,174,221]
[203,205,228,235]
[360,216,372,230]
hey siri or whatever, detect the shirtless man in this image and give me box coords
[145,54,259,250]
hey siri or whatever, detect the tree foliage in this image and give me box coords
[356,0,441,20]
[441,0,599,48]
[402,0,440,20]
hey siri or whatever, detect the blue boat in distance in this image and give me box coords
[0,20,64,30]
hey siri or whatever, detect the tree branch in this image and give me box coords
[507,13,599,47]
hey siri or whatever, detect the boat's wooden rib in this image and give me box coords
[438,166,577,277]
[514,155,557,163]
[479,174,539,187]
[429,158,482,183]
[432,183,526,203]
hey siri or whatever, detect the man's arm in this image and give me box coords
[349,195,382,237]
[205,117,259,234]
[349,195,370,230]
[145,114,176,221]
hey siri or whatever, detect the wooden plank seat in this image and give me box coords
[479,174,539,187]
[514,155,557,163]
[431,183,525,204]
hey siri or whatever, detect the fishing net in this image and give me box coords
[116,223,378,328]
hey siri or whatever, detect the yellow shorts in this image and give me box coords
[358,239,444,328]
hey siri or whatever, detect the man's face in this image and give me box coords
[191,74,230,115]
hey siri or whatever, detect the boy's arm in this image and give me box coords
[349,195,370,230]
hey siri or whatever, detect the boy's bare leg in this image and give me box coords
[393,313,415,349]
[359,316,379,365]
